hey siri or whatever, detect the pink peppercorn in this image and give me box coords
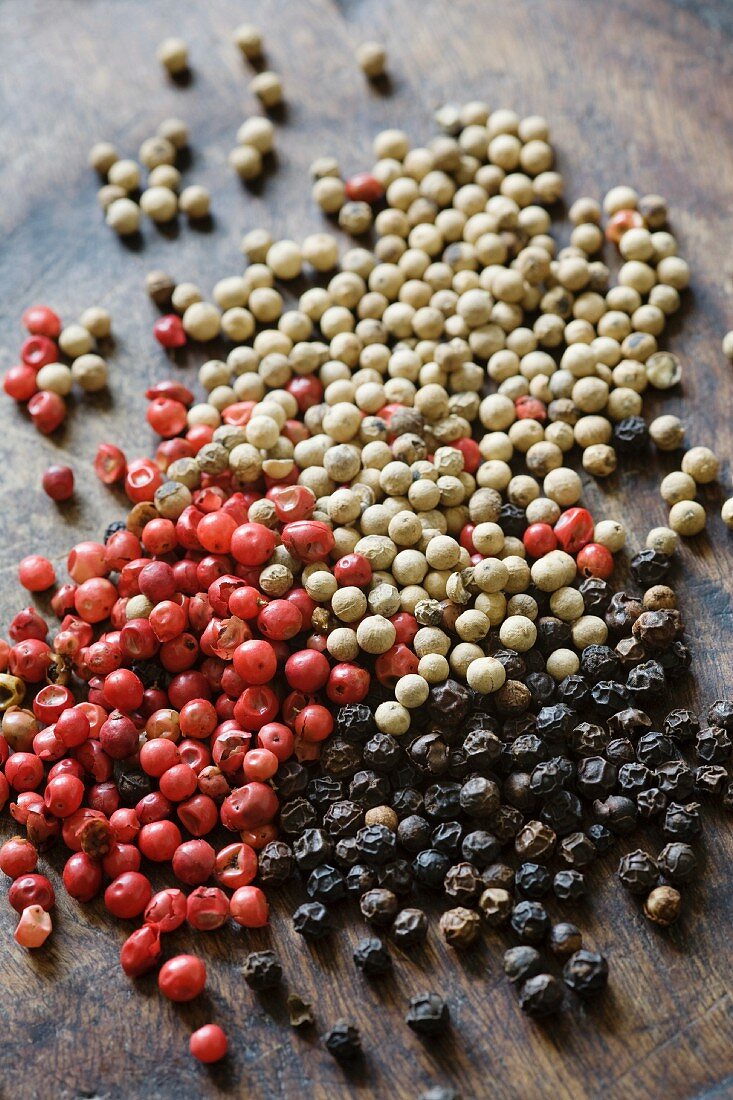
[153,314,187,348]
[42,464,75,501]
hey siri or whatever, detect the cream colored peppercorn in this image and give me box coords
[546,648,580,680]
[650,414,684,451]
[499,615,537,652]
[356,615,396,654]
[79,307,112,340]
[660,471,696,505]
[549,586,585,621]
[356,41,387,77]
[466,656,506,694]
[230,145,263,180]
[71,354,108,392]
[36,363,72,396]
[233,22,263,58]
[419,653,450,684]
[157,37,189,74]
[140,186,178,222]
[183,302,221,341]
[375,700,411,736]
[395,674,429,708]
[106,198,141,235]
[179,185,211,218]
[89,141,118,174]
[594,520,625,552]
[108,159,141,191]
[583,444,617,478]
[572,615,608,648]
[332,586,368,622]
[722,331,733,362]
[721,499,733,529]
[58,324,93,357]
[327,628,359,661]
[669,500,706,536]
[250,71,283,108]
[646,527,678,555]
[681,446,719,484]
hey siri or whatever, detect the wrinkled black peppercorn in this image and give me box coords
[242,950,282,991]
[406,992,450,1035]
[563,950,609,995]
[324,1019,362,1060]
[519,973,564,1017]
[353,936,392,976]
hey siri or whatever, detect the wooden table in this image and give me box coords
[1,1,733,1097]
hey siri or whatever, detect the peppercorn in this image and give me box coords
[439,906,481,949]
[391,907,428,947]
[515,862,552,899]
[292,901,333,940]
[405,992,450,1036]
[307,864,347,904]
[258,840,294,885]
[518,974,563,1017]
[563,950,609,995]
[644,885,681,926]
[360,887,398,927]
[503,945,542,984]
[444,862,483,903]
[618,850,658,894]
[287,994,314,1029]
[549,922,583,958]
[242,950,282,991]
[510,900,550,943]
[324,1019,362,1060]
[353,936,392,976]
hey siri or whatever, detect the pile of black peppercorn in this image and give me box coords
[257,567,733,1043]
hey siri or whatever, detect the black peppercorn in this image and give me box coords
[593,795,637,834]
[346,863,377,895]
[608,707,652,737]
[530,756,574,797]
[553,869,586,901]
[363,732,403,773]
[695,764,728,796]
[605,591,643,634]
[377,858,413,895]
[491,648,527,680]
[479,887,513,926]
[280,797,318,834]
[292,901,333,940]
[428,679,472,727]
[431,820,463,856]
[633,609,682,649]
[274,761,309,799]
[307,776,343,813]
[636,732,676,768]
[323,800,364,838]
[708,700,733,732]
[324,1019,362,1060]
[627,660,666,701]
[333,836,360,868]
[636,787,667,819]
[663,801,701,841]
[349,769,390,807]
[355,823,397,865]
[397,814,433,853]
[360,887,399,927]
[657,841,697,884]
[495,680,532,715]
[558,832,596,868]
[243,950,282,991]
[515,862,552,899]
[463,728,503,771]
[287,994,314,1029]
[459,775,500,818]
[535,703,575,741]
[614,415,649,454]
[518,973,563,1017]
[306,864,346,904]
[655,760,694,799]
[695,726,732,764]
[499,501,527,537]
[618,849,658,894]
[392,907,428,947]
[606,738,636,766]
[526,671,556,707]
[579,576,612,614]
[336,702,374,740]
[569,722,610,756]
[481,862,515,891]
[256,840,293,886]
[104,519,128,542]
[540,790,583,835]
[511,734,550,770]
[617,762,652,798]
[424,783,462,821]
[353,936,392,976]
[536,616,572,655]
[549,922,583,958]
[510,900,550,943]
[576,756,618,798]
[586,823,614,853]
[461,830,501,868]
[321,736,363,778]
[410,732,450,775]
[556,673,591,709]
[581,645,621,684]
[406,992,449,1036]
[391,787,424,817]
[293,828,332,870]
[629,547,671,586]
[563,949,609,995]
[414,848,451,889]
[590,680,629,716]
[503,945,542,984]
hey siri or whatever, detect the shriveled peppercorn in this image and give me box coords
[307,864,346,904]
[510,900,550,943]
[549,922,583,958]
[324,1019,362,1060]
[657,841,697,884]
[515,820,556,861]
[515,862,552,899]
[504,945,542,984]
[440,906,480,949]
[618,849,658,894]
[519,973,563,1017]
[243,950,282,991]
[406,992,449,1036]
[360,887,398,927]
[354,935,392,976]
[292,901,333,940]
[390,907,428,948]
[563,949,609,995]
[478,887,512,927]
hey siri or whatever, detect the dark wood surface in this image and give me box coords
[1,1,733,1098]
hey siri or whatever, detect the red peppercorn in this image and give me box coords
[8,873,55,913]
[99,712,139,759]
[139,820,183,862]
[22,305,62,338]
[333,552,372,587]
[14,904,52,949]
[33,683,75,724]
[18,554,56,592]
[452,437,481,474]
[0,837,38,878]
[344,172,384,204]
[515,395,547,421]
[104,871,152,919]
[143,888,188,933]
[9,639,51,681]
[215,842,258,890]
[230,885,269,928]
[44,773,85,818]
[178,793,218,836]
[220,781,278,831]
[523,522,558,558]
[606,208,644,244]
[153,314,187,348]
[147,396,188,438]
[55,706,91,749]
[326,663,370,703]
[110,808,140,843]
[158,954,207,1002]
[62,852,103,902]
[187,886,230,931]
[281,520,335,563]
[120,924,162,977]
[554,507,595,554]
[375,643,419,687]
[102,842,142,879]
[94,442,127,484]
[294,703,334,742]
[257,722,294,762]
[42,464,75,501]
[257,600,302,641]
[576,542,615,579]
[286,375,323,412]
[21,335,58,371]
[189,1024,228,1064]
[284,649,330,692]
[5,753,44,792]
[230,522,278,567]
[28,390,66,434]
[4,363,39,401]
[125,459,163,503]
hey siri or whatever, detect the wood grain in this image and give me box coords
[1,1,732,1098]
